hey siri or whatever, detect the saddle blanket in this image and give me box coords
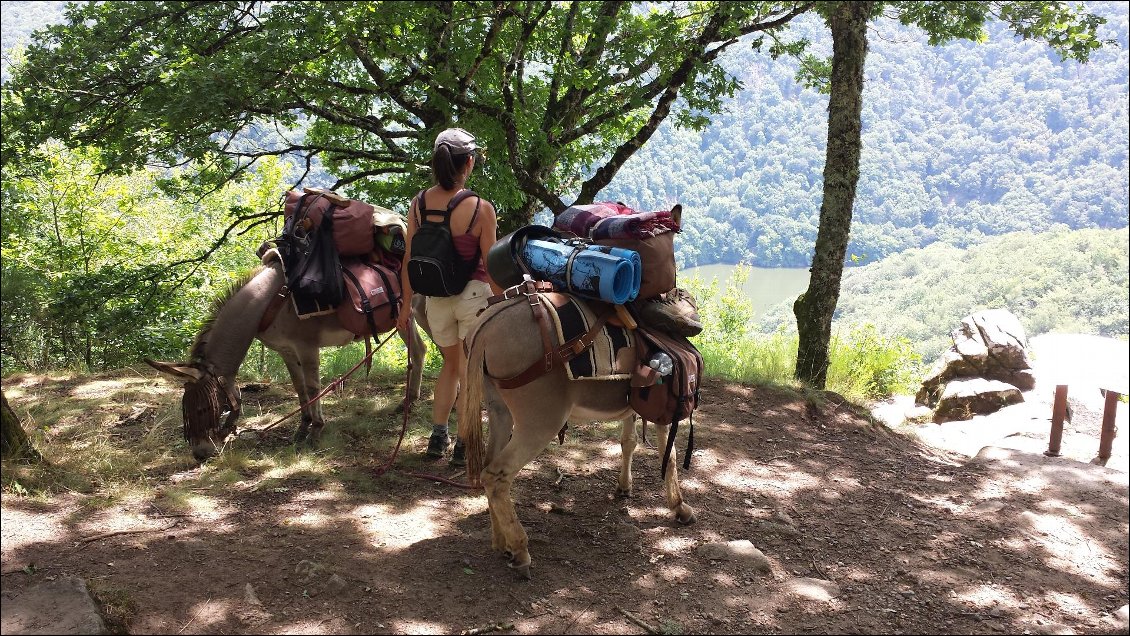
[538,293,634,381]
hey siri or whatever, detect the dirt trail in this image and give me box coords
[2,372,1128,635]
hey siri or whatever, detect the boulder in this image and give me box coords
[933,378,1024,422]
[917,309,1034,409]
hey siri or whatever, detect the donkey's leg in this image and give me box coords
[291,345,325,445]
[482,381,513,554]
[616,415,639,498]
[654,422,697,525]
[392,319,427,413]
[279,351,316,443]
[481,394,568,579]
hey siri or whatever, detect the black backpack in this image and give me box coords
[279,193,345,307]
[406,189,481,297]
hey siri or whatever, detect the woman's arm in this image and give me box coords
[397,198,419,330]
[477,201,502,295]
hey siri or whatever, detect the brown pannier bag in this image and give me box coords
[630,326,703,476]
[630,327,703,426]
[595,230,677,300]
[285,189,376,257]
[336,258,401,337]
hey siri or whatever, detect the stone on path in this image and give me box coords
[0,576,108,635]
[696,540,771,573]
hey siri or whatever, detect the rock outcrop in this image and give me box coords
[917,309,1034,421]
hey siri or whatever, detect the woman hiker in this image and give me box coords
[397,127,500,465]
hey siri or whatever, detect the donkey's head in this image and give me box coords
[146,359,241,461]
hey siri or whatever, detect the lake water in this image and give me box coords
[679,263,811,315]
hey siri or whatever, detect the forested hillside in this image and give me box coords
[602,3,1130,268]
[0,1,65,81]
[5,3,1127,271]
[754,227,1129,360]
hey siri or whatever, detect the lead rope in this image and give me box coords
[252,330,399,438]
[371,316,482,490]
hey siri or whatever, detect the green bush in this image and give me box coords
[686,266,919,401]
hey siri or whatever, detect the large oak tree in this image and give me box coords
[1,1,813,230]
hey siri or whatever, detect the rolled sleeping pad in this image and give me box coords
[521,239,641,304]
[579,244,641,302]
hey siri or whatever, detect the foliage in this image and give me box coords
[603,2,1127,269]
[1,0,816,231]
[826,324,922,398]
[758,227,1130,361]
[685,266,920,400]
[1,143,286,371]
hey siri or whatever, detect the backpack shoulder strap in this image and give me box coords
[448,189,482,232]
[413,189,428,226]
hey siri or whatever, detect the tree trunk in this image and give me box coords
[794,1,872,389]
[2,391,41,461]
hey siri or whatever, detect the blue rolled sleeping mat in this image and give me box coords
[521,238,641,304]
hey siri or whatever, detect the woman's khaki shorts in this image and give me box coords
[425,279,491,348]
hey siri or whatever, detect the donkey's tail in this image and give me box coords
[459,327,489,487]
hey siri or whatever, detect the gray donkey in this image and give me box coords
[147,260,426,461]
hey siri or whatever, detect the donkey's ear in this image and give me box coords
[144,359,203,382]
[670,204,682,227]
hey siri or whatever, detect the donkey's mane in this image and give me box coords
[189,266,265,363]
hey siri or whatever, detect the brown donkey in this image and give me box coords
[458,296,696,579]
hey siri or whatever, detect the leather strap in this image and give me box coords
[495,296,614,390]
[257,285,291,333]
[486,280,555,308]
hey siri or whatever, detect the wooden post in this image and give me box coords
[1045,384,1068,457]
[1097,389,1122,462]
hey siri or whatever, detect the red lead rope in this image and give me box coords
[372,322,482,490]
[252,330,400,438]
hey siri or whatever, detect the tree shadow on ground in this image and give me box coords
[2,370,1127,634]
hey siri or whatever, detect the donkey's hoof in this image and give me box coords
[675,504,697,525]
[508,554,532,580]
[293,425,311,444]
[615,487,633,499]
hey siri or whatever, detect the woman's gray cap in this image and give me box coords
[434,127,479,154]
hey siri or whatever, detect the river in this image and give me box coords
[679,263,810,316]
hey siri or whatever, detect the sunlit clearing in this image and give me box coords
[172,493,235,521]
[391,619,448,634]
[706,457,823,496]
[70,377,151,399]
[955,583,1023,609]
[180,598,233,632]
[654,536,697,554]
[824,469,864,490]
[1020,510,1120,583]
[1044,590,1094,616]
[284,510,331,529]
[600,444,623,458]
[261,454,331,481]
[658,563,691,582]
[354,502,443,550]
[913,493,964,514]
[1,505,69,553]
[712,572,738,587]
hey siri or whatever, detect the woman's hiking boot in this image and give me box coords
[450,440,467,467]
[426,431,449,458]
